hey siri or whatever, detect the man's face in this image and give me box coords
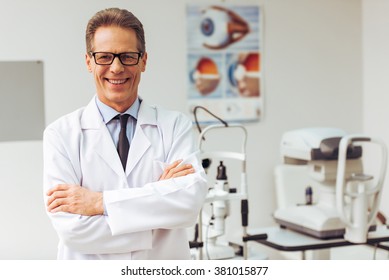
[86,26,147,112]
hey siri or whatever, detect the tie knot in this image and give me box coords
[114,114,130,128]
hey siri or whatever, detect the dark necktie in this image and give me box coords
[117,114,130,170]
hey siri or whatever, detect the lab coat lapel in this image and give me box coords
[81,97,125,178]
[125,102,156,176]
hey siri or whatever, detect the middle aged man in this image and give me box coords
[44,8,208,260]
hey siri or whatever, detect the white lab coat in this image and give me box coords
[43,97,208,260]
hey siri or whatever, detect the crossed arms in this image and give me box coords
[46,160,195,216]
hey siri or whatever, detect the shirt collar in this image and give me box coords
[95,96,140,124]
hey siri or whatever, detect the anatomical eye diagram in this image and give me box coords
[200,6,250,50]
[187,3,263,123]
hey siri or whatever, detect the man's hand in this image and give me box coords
[46,184,103,216]
[159,159,195,180]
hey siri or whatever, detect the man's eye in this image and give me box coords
[98,54,112,60]
[122,54,137,60]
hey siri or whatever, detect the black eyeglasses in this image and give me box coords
[89,52,143,66]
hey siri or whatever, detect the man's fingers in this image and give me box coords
[46,190,68,206]
[49,204,69,214]
[166,159,182,169]
[159,159,182,180]
[171,168,195,178]
[46,184,71,196]
[174,164,193,173]
[160,162,194,180]
[166,164,192,177]
[46,184,76,212]
[45,184,103,216]
[47,197,67,212]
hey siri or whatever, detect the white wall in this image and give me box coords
[0,0,363,259]
[362,0,389,218]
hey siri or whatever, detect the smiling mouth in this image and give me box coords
[106,78,129,85]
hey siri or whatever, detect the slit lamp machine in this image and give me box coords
[273,127,387,243]
[190,122,266,260]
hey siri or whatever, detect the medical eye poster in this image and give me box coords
[187,2,263,124]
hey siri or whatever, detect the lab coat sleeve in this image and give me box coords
[43,126,152,254]
[104,113,208,235]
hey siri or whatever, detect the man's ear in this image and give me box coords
[85,53,93,72]
[141,52,148,72]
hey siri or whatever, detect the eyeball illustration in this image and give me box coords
[190,57,220,95]
[200,6,250,50]
[228,52,260,97]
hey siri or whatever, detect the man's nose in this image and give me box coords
[110,57,124,73]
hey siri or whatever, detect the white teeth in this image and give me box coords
[108,79,127,84]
